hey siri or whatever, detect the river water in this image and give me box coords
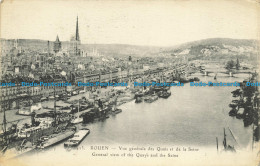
[17,67,257,166]
[1,67,253,149]
[35,69,252,153]
[79,72,252,148]
[2,67,253,149]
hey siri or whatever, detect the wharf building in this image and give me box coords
[0,74,67,110]
[0,66,168,111]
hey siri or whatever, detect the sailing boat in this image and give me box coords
[223,128,236,152]
[214,73,217,80]
[71,100,83,124]
[111,96,122,115]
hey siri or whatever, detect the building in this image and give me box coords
[70,16,81,56]
[53,35,61,53]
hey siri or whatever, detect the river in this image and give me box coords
[78,72,252,147]
[33,69,252,151]
[16,67,257,166]
[1,66,253,148]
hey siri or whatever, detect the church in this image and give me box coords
[53,16,86,57]
[69,16,82,56]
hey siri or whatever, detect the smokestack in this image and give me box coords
[47,40,50,55]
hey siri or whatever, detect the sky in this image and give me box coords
[0,0,259,46]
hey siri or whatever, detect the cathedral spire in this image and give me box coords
[56,35,60,42]
[76,16,80,41]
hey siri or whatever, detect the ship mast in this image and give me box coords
[78,99,80,115]
[54,81,57,125]
[52,55,57,126]
[2,104,7,144]
[2,84,8,145]
[223,128,227,149]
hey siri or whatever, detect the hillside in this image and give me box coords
[162,38,259,61]
[1,38,259,60]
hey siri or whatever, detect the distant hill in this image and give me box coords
[171,38,258,49]
[162,38,259,61]
[80,44,163,57]
[1,38,259,60]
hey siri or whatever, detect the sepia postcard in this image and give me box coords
[0,0,259,165]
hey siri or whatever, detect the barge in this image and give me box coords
[37,130,75,149]
[64,128,90,147]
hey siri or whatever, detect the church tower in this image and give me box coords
[53,35,61,53]
[70,16,81,56]
[76,16,80,43]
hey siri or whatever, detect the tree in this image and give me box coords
[225,60,235,70]
[236,58,240,70]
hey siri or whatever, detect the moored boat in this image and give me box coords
[112,108,122,114]
[37,130,75,149]
[71,100,83,124]
[229,108,238,117]
[135,91,144,98]
[135,97,143,103]
[16,103,42,116]
[64,128,90,147]
[158,91,171,99]
[229,103,237,108]
[71,117,83,124]
[144,95,158,103]
[16,107,32,116]
[236,108,245,119]
[2,143,36,159]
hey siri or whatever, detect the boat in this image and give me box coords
[214,74,217,80]
[231,89,242,97]
[16,107,32,116]
[111,96,122,115]
[18,103,42,116]
[144,95,158,103]
[229,103,237,108]
[41,97,48,102]
[17,122,53,138]
[71,117,83,124]
[37,130,75,149]
[59,106,71,113]
[236,108,245,119]
[111,108,122,114]
[17,126,42,138]
[38,136,49,142]
[222,128,236,152]
[158,91,171,99]
[135,97,143,103]
[188,77,200,82]
[229,108,238,117]
[31,103,42,111]
[179,77,189,83]
[64,128,90,147]
[71,100,83,124]
[231,100,239,104]
[79,90,85,94]
[135,91,144,98]
[163,86,170,91]
[72,91,78,96]
[243,114,253,127]
[34,111,56,123]
[2,142,36,159]
[48,96,55,100]
[153,86,163,92]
